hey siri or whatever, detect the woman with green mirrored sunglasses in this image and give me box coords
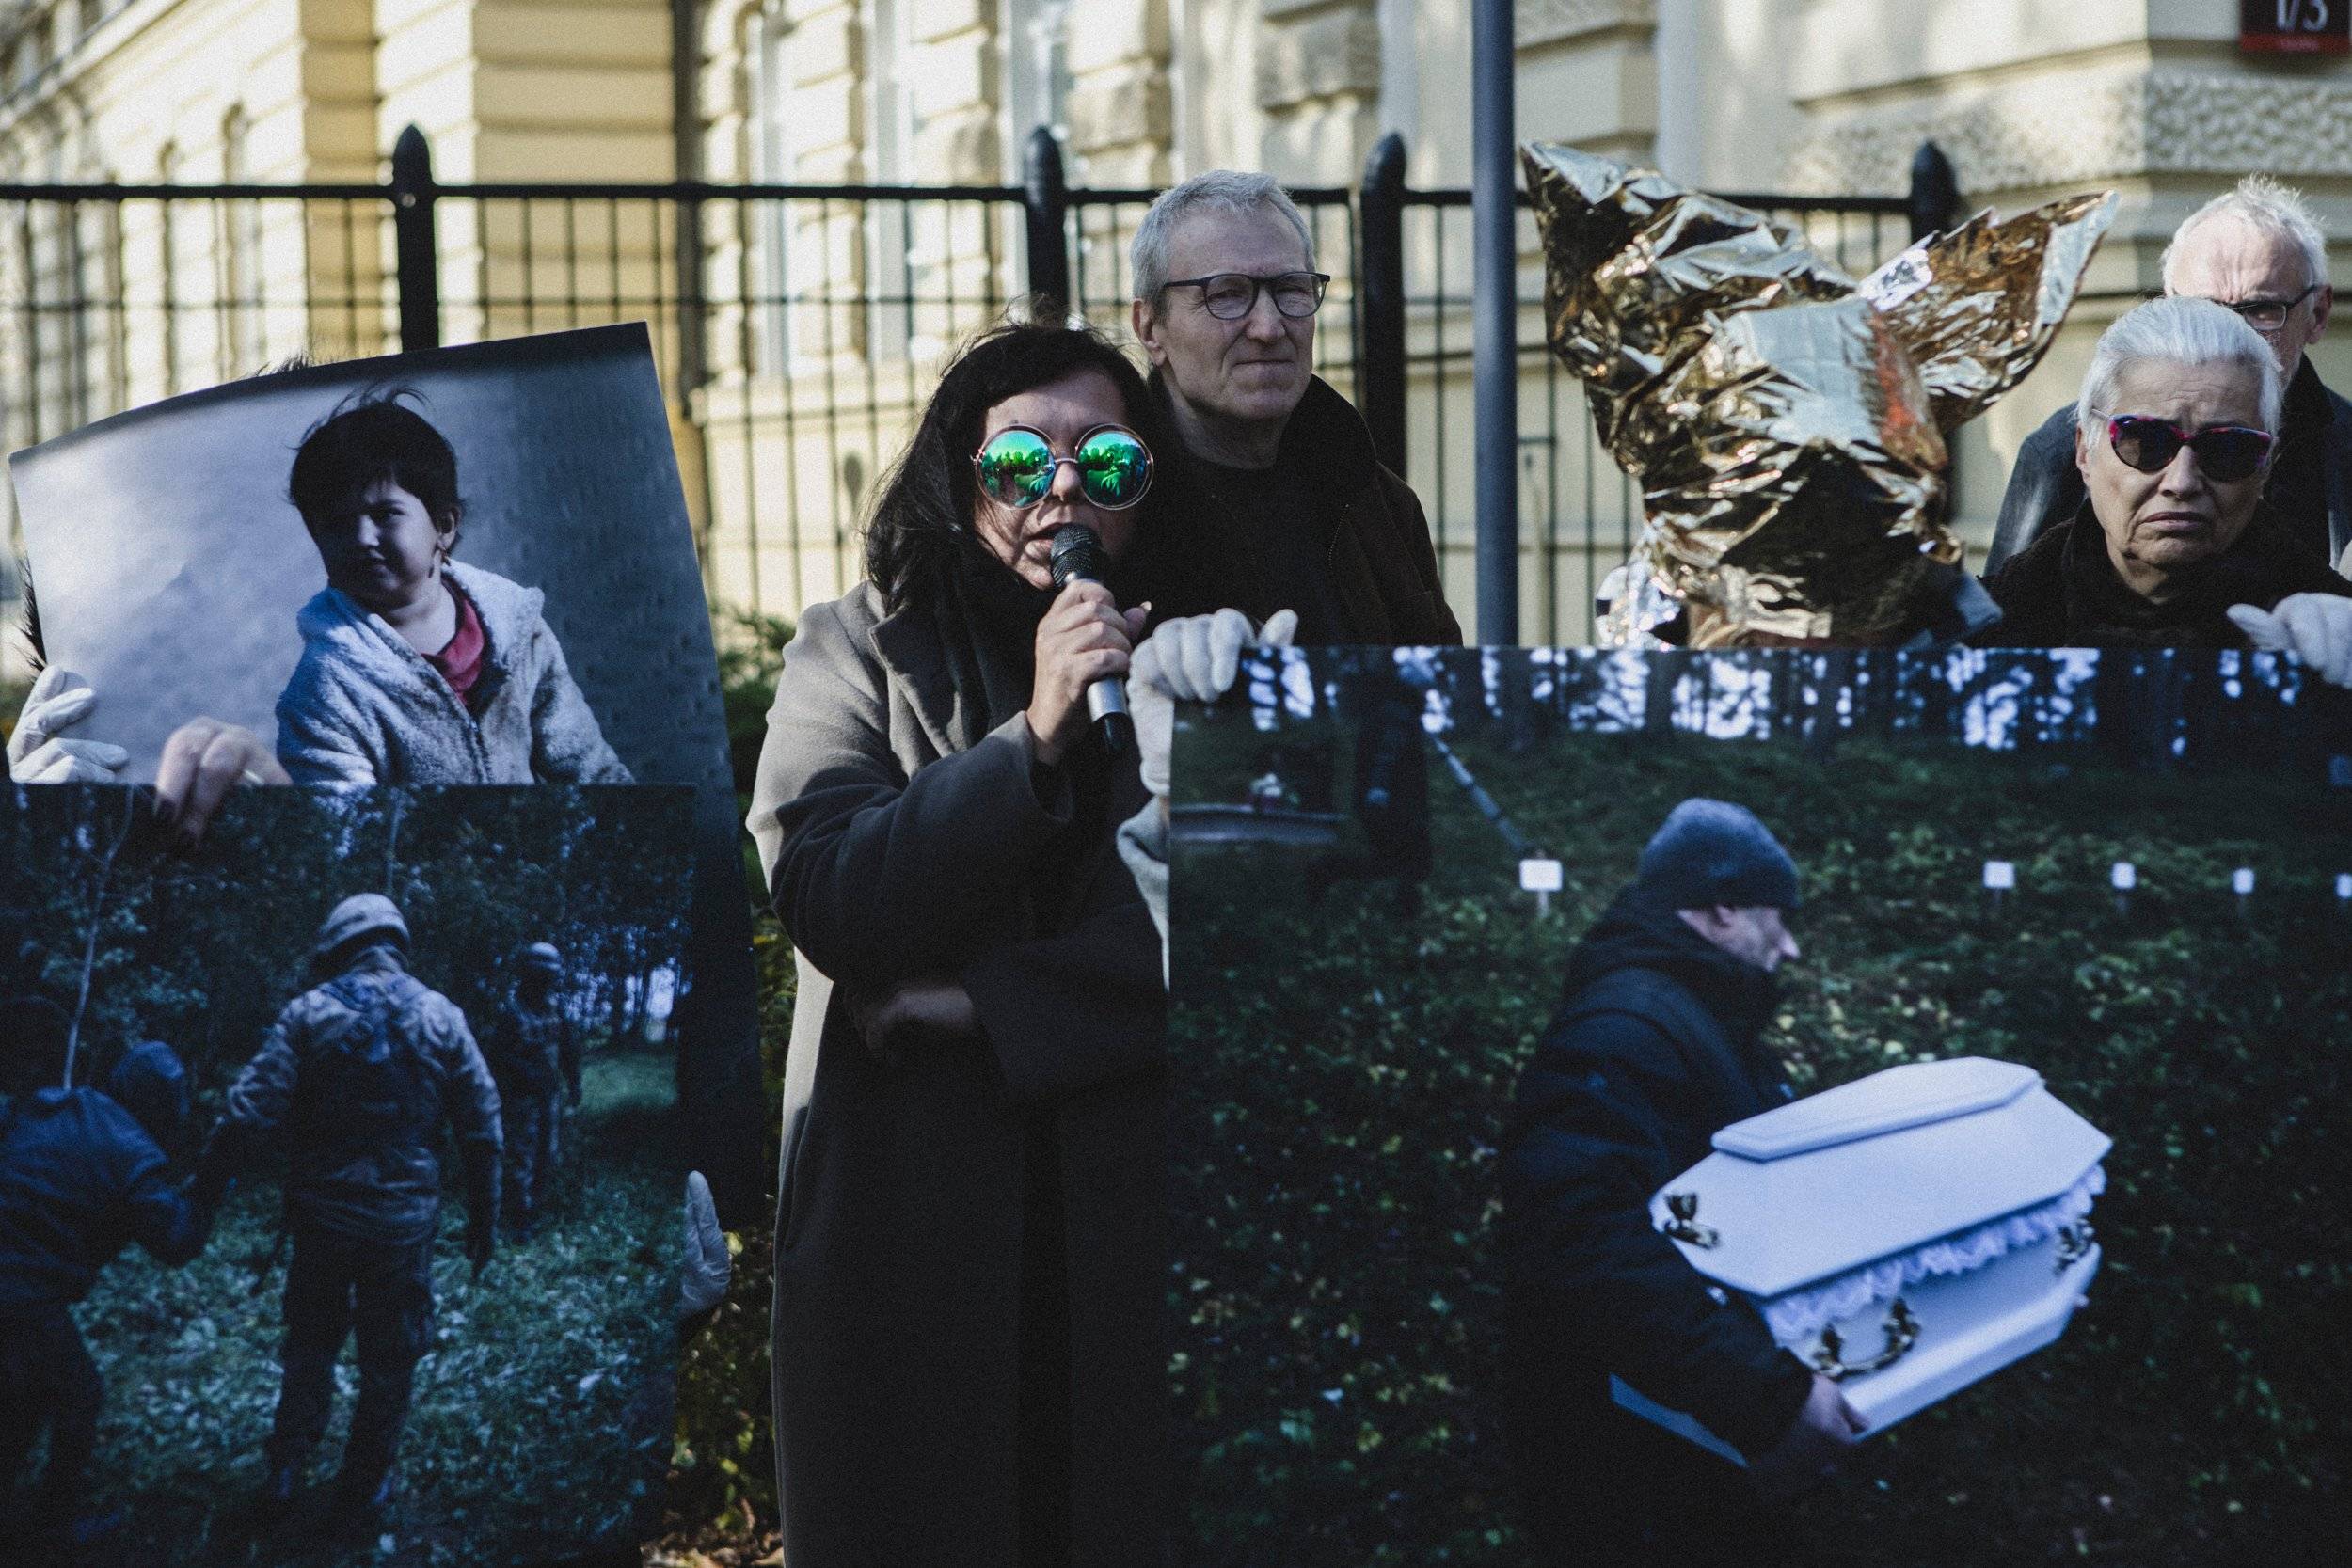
[747,319,1254,1568]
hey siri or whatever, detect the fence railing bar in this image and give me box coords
[1,128,1945,646]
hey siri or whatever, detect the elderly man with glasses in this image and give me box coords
[1127,171,1461,646]
[1990,174,2352,580]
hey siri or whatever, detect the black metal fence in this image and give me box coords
[0,128,1957,648]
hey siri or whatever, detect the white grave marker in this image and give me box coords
[1520,857,1564,918]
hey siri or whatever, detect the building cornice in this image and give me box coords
[1517,0,1654,51]
[1785,69,2352,198]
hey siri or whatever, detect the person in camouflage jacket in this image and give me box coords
[203,893,502,1524]
[482,942,578,1235]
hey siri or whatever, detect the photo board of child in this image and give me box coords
[274,394,631,784]
[7,322,765,1231]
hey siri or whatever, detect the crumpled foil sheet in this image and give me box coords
[1524,142,2116,646]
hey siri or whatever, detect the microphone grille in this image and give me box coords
[1049,523,1106,589]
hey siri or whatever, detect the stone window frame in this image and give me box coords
[1001,0,1074,182]
[216,103,265,379]
[748,0,798,374]
[860,0,914,362]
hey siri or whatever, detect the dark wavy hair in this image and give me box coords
[287,388,464,549]
[864,315,1181,612]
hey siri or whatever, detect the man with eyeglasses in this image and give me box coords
[1127,170,1461,647]
[1989,174,2351,580]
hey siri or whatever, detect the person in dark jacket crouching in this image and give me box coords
[1979,296,2352,669]
[1501,800,1864,1566]
[2,999,217,1550]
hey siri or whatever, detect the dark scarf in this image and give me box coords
[942,535,1056,736]
[924,529,1179,742]
[2056,502,2296,646]
[1983,498,2350,649]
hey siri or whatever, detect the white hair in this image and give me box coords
[1130,170,1316,306]
[2161,173,2330,295]
[2075,296,2286,443]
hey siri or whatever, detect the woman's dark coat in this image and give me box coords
[748,572,1168,1568]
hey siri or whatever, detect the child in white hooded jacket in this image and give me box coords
[271,393,629,785]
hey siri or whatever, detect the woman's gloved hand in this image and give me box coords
[6,668,130,783]
[2228,594,2352,687]
[681,1169,731,1320]
[1129,608,1299,798]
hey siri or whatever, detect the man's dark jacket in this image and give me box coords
[0,1087,210,1309]
[1987,359,2352,578]
[1153,373,1464,645]
[1979,499,2352,649]
[1500,888,1815,1477]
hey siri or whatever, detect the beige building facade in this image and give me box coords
[3,1,2349,646]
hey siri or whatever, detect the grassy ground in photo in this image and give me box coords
[1170,709,2352,1567]
[69,1044,677,1567]
[647,914,792,1567]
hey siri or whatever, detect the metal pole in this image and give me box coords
[1907,141,1961,243]
[671,0,708,392]
[1023,127,1072,318]
[391,125,440,353]
[1471,0,1517,644]
[1358,131,1408,479]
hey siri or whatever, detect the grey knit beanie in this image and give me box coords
[1635,799,1801,911]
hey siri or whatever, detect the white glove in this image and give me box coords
[680,1169,731,1320]
[1129,608,1299,799]
[2226,594,2352,688]
[6,667,130,783]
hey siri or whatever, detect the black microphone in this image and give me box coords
[1048,523,1134,756]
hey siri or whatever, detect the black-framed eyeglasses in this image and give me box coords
[2099,414,2277,482]
[1161,271,1330,321]
[2212,282,2324,335]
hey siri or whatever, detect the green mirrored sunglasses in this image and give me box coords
[972,423,1154,511]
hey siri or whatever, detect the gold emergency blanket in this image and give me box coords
[1523,143,2116,645]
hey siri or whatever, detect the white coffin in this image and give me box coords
[1613,1057,2110,1465]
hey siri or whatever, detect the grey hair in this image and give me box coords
[1130,169,1316,306]
[2161,173,2330,295]
[2075,296,2286,443]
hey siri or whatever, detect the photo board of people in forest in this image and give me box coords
[1,784,694,1565]
[1166,646,2352,1568]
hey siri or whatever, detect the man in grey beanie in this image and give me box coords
[1498,798,1863,1566]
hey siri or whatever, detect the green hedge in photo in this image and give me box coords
[1169,683,2352,1567]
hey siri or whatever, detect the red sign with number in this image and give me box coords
[2243,0,2351,53]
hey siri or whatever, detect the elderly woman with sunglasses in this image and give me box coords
[747,319,1259,1568]
[1980,295,2352,673]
